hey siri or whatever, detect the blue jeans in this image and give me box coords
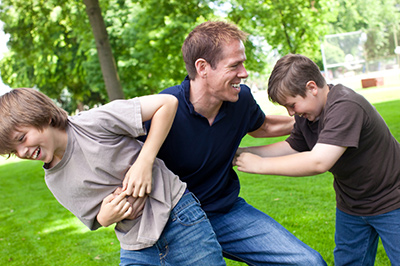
[334,208,400,266]
[207,197,326,265]
[119,192,225,266]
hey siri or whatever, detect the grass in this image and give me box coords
[0,86,399,265]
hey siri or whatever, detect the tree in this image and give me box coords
[83,0,124,100]
[0,0,106,112]
[0,0,215,107]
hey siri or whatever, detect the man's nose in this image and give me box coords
[238,64,248,79]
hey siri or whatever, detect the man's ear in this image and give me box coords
[306,81,318,96]
[195,58,208,79]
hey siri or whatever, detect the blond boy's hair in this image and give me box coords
[0,88,68,155]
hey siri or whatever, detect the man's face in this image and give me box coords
[205,39,248,102]
[11,125,57,164]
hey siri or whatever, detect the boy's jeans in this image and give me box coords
[119,192,225,266]
[207,197,326,265]
[334,208,400,266]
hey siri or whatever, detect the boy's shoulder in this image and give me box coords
[328,84,367,105]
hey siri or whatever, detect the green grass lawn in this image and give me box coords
[1,88,399,265]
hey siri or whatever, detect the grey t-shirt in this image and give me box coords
[44,98,186,250]
[287,84,400,216]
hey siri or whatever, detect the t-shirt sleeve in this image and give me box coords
[244,87,266,132]
[71,98,146,138]
[318,101,363,148]
[286,116,311,152]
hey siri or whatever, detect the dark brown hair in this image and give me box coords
[268,54,326,104]
[182,21,249,80]
[0,88,68,155]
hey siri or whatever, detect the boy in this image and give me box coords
[0,88,225,265]
[234,54,400,265]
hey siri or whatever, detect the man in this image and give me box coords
[142,21,326,265]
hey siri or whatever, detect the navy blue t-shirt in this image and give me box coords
[144,77,265,212]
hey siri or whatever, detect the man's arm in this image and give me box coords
[248,115,294,138]
[235,143,346,176]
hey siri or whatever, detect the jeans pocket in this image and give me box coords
[173,195,207,226]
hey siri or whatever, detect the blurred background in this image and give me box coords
[0,0,399,112]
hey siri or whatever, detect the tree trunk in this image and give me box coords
[83,0,124,101]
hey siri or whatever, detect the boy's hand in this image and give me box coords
[97,191,133,227]
[122,159,153,197]
[114,187,146,220]
[234,152,264,174]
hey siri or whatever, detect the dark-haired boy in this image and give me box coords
[235,54,400,265]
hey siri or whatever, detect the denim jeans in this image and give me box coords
[334,208,400,266]
[207,197,326,266]
[119,192,225,266]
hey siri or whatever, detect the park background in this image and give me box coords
[1,0,400,265]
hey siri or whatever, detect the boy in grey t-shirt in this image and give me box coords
[0,88,225,265]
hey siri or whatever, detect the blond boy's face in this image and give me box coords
[11,125,61,164]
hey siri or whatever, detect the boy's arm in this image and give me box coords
[236,141,297,158]
[235,143,346,176]
[248,115,294,138]
[123,94,178,197]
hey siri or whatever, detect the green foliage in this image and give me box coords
[227,0,338,65]
[1,0,399,106]
[0,0,105,112]
[0,0,216,106]
[108,0,214,97]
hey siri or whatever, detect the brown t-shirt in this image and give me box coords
[44,98,186,250]
[286,84,400,216]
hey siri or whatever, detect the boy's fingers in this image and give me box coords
[103,193,115,203]
[113,192,128,205]
[124,184,133,195]
[138,186,146,197]
[122,201,131,213]
[146,185,152,194]
[124,206,133,219]
[133,185,142,198]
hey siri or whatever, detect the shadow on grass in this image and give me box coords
[0,160,120,265]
